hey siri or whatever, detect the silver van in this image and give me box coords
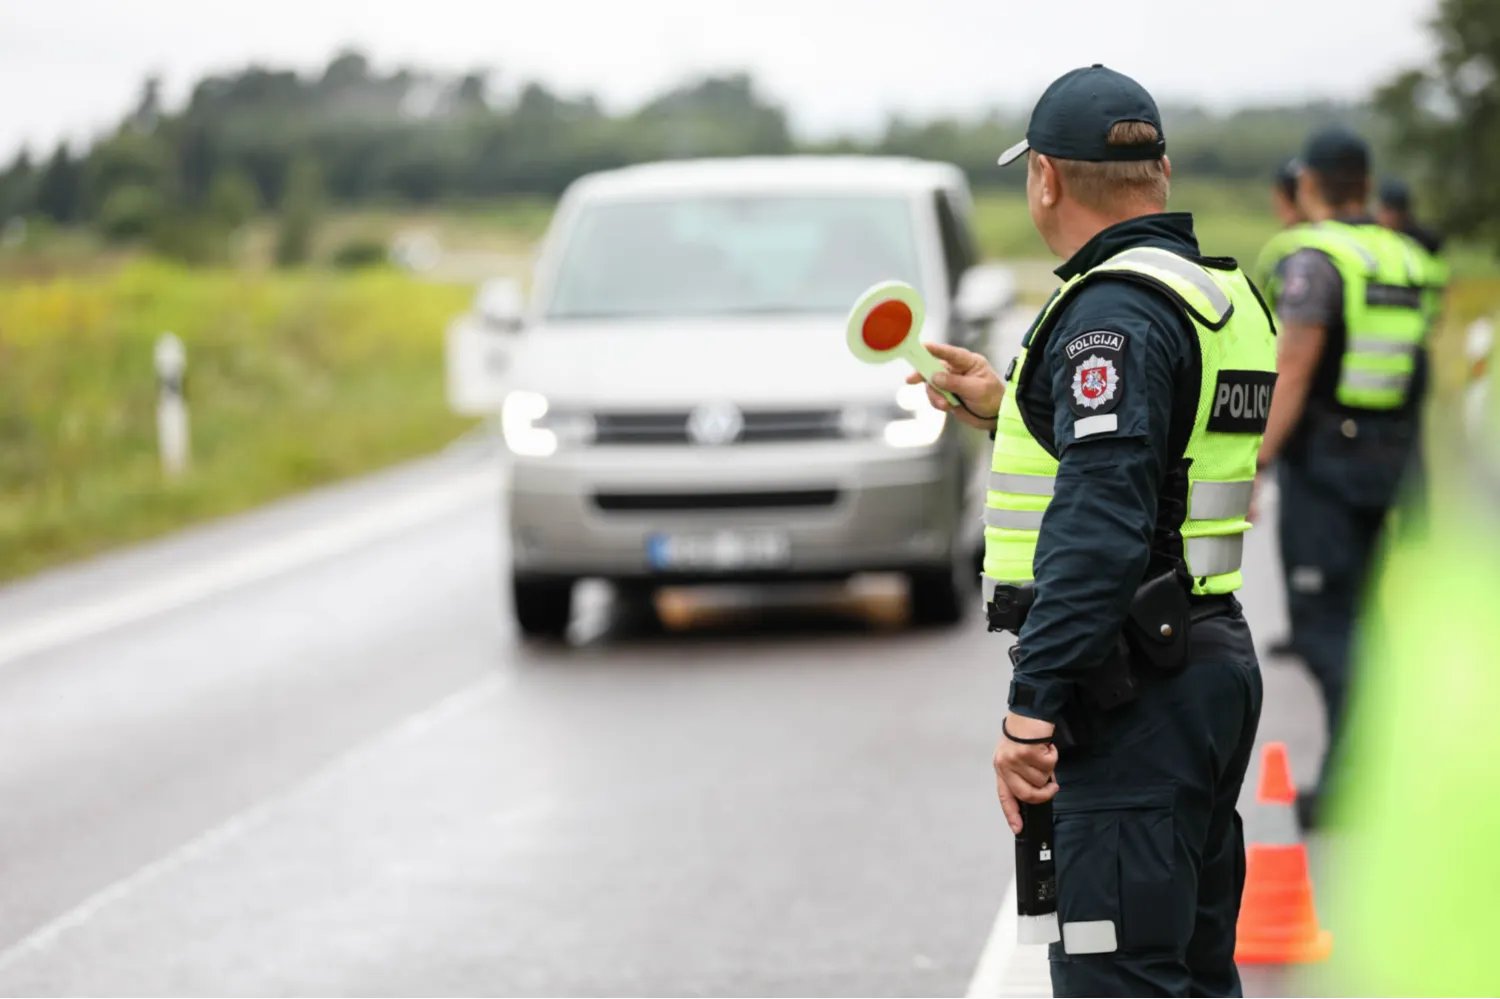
[468,157,1016,639]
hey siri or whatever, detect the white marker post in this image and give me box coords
[1465,317,1494,437]
[155,332,190,478]
[845,280,960,406]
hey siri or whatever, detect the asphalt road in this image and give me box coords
[0,441,1019,997]
[0,310,1330,997]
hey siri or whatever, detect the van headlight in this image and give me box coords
[501,391,595,457]
[840,383,947,449]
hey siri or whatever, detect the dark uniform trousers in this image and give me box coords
[1048,608,1264,998]
[1275,410,1416,800]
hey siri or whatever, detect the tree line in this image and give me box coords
[0,0,1489,264]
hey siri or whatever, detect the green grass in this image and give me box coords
[0,260,473,581]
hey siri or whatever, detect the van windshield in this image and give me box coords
[542,194,923,320]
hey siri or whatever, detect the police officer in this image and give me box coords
[1255,159,1309,308]
[909,65,1274,996]
[1375,177,1445,256]
[1253,127,1437,831]
[1376,177,1451,339]
[1271,158,1304,228]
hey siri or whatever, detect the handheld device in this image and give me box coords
[845,280,960,406]
[1015,800,1061,945]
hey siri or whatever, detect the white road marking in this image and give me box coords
[0,672,511,974]
[0,465,500,669]
[966,876,1055,998]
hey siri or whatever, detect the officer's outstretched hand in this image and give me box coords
[904,342,1003,431]
[994,712,1060,835]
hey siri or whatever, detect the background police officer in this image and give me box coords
[1255,158,1311,306]
[1271,158,1304,228]
[1375,176,1445,256]
[910,65,1273,997]
[1377,176,1451,354]
[1254,127,1435,831]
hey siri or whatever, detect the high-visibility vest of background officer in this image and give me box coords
[1323,403,1500,996]
[981,245,1277,597]
[1270,219,1439,411]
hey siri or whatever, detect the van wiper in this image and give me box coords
[728,306,837,316]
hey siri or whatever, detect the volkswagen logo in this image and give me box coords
[686,402,744,446]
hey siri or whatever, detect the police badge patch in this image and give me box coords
[1064,330,1125,417]
[1282,270,1309,302]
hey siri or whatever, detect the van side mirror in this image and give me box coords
[956,264,1017,325]
[476,278,524,333]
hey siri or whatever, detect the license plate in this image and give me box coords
[647,530,791,571]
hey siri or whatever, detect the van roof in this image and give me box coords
[567,155,970,201]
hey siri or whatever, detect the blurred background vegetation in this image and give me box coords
[0,60,1424,272]
[2,0,1496,579]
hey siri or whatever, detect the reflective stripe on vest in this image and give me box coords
[981,245,1276,601]
[1091,246,1233,321]
[989,470,1055,496]
[981,535,1244,604]
[986,480,1258,529]
[1187,478,1256,520]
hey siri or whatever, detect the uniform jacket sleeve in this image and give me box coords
[1274,249,1343,327]
[1008,291,1192,722]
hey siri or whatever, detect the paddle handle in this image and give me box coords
[902,340,961,406]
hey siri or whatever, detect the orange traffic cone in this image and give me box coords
[1233,742,1334,964]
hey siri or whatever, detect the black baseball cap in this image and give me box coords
[1301,126,1370,175]
[997,64,1165,167]
[1378,177,1412,211]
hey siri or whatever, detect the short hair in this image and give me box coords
[1038,121,1170,212]
[1309,167,1369,209]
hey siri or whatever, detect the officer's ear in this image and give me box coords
[1034,154,1061,208]
[1162,155,1172,182]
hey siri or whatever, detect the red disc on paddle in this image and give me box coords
[861,299,913,351]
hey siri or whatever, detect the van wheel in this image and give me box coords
[908,564,968,627]
[512,573,574,640]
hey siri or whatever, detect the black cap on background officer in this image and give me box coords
[911,64,1274,998]
[1377,176,1411,217]
[1292,125,1371,221]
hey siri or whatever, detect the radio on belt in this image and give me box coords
[1015,800,1061,944]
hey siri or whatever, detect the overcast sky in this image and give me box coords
[0,0,1439,158]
